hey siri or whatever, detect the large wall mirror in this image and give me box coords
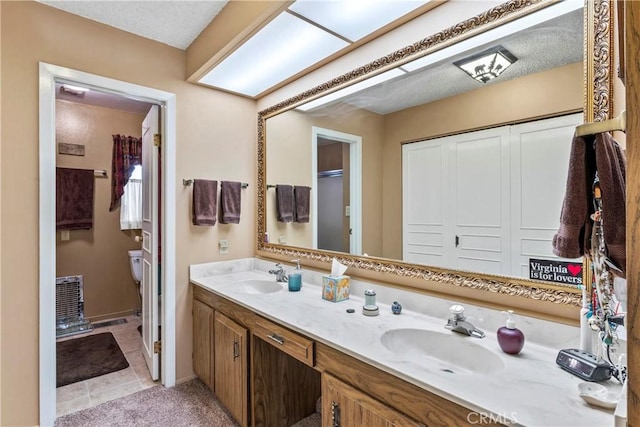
[257,0,615,309]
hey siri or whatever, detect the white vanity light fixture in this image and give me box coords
[296,68,406,112]
[198,0,432,97]
[453,45,517,83]
[198,12,348,97]
[288,0,432,42]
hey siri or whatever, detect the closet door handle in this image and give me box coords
[455,235,460,247]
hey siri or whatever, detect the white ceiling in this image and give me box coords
[37,0,228,49]
[330,8,584,115]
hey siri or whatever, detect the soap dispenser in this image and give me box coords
[288,259,302,292]
[497,310,525,355]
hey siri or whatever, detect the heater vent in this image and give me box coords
[56,275,92,338]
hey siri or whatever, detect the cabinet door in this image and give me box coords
[192,299,214,390]
[214,311,248,427]
[322,373,421,427]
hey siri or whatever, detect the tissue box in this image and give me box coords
[322,275,350,302]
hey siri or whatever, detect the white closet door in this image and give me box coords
[450,127,511,275]
[402,139,452,267]
[509,113,583,278]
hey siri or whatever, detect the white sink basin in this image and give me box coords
[224,279,283,295]
[380,328,504,375]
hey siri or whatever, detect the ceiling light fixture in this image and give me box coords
[454,45,517,83]
[296,68,406,111]
[60,84,90,97]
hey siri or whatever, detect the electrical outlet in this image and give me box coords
[61,230,70,241]
[219,239,229,255]
[345,206,351,217]
[278,235,287,244]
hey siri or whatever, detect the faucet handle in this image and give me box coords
[449,304,465,320]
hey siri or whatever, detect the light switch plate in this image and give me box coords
[61,230,70,241]
[345,206,351,217]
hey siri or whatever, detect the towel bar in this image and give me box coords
[267,184,312,190]
[183,179,248,188]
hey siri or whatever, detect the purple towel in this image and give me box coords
[294,186,311,223]
[192,179,217,226]
[220,181,242,224]
[56,167,94,230]
[276,185,294,223]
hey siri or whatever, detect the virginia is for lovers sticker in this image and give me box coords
[529,258,583,285]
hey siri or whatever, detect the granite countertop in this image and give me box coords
[189,259,620,427]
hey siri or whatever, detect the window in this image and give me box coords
[120,165,142,229]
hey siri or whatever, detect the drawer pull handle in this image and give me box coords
[233,340,239,360]
[268,334,285,345]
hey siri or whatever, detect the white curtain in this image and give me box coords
[120,178,142,229]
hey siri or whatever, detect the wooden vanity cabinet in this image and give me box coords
[192,299,214,390]
[214,311,248,427]
[193,285,486,427]
[322,373,422,427]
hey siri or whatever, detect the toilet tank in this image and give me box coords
[128,249,143,282]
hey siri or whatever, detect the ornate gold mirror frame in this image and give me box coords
[256,0,614,313]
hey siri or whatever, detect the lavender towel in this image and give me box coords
[276,185,294,223]
[294,186,311,223]
[220,181,242,224]
[192,179,218,226]
[56,167,95,230]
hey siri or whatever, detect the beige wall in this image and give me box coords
[56,100,144,320]
[0,2,257,425]
[266,105,385,256]
[381,62,584,259]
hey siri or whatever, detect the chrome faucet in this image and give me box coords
[445,304,485,338]
[268,263,288,282]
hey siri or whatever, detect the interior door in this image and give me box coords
[142,105,160,380]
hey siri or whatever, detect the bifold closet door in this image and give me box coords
[509,113,583,277]
[449,127,511,275]
[402,138,452,268]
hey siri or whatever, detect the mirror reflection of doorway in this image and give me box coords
[312,127,362,255]
[317,138,350,252]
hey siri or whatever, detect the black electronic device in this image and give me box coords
[556,348,612,382]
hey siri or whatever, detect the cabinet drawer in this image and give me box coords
[253,319,314,367]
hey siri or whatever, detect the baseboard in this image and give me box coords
[176,374,198,386]
[87,309,136,323]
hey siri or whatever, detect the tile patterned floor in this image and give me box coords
[56,315,159,417]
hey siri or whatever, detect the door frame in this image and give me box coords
[38,62,177,426]
[311,127,362,255]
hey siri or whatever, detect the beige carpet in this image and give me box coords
[55,379,238,427]
[55,378,321,427]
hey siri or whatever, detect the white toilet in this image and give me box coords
[128,249,143,287]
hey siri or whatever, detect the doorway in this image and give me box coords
[311,127,362,255]
[39,63,177,427]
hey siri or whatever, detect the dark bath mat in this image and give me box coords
[57,332,129,387]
